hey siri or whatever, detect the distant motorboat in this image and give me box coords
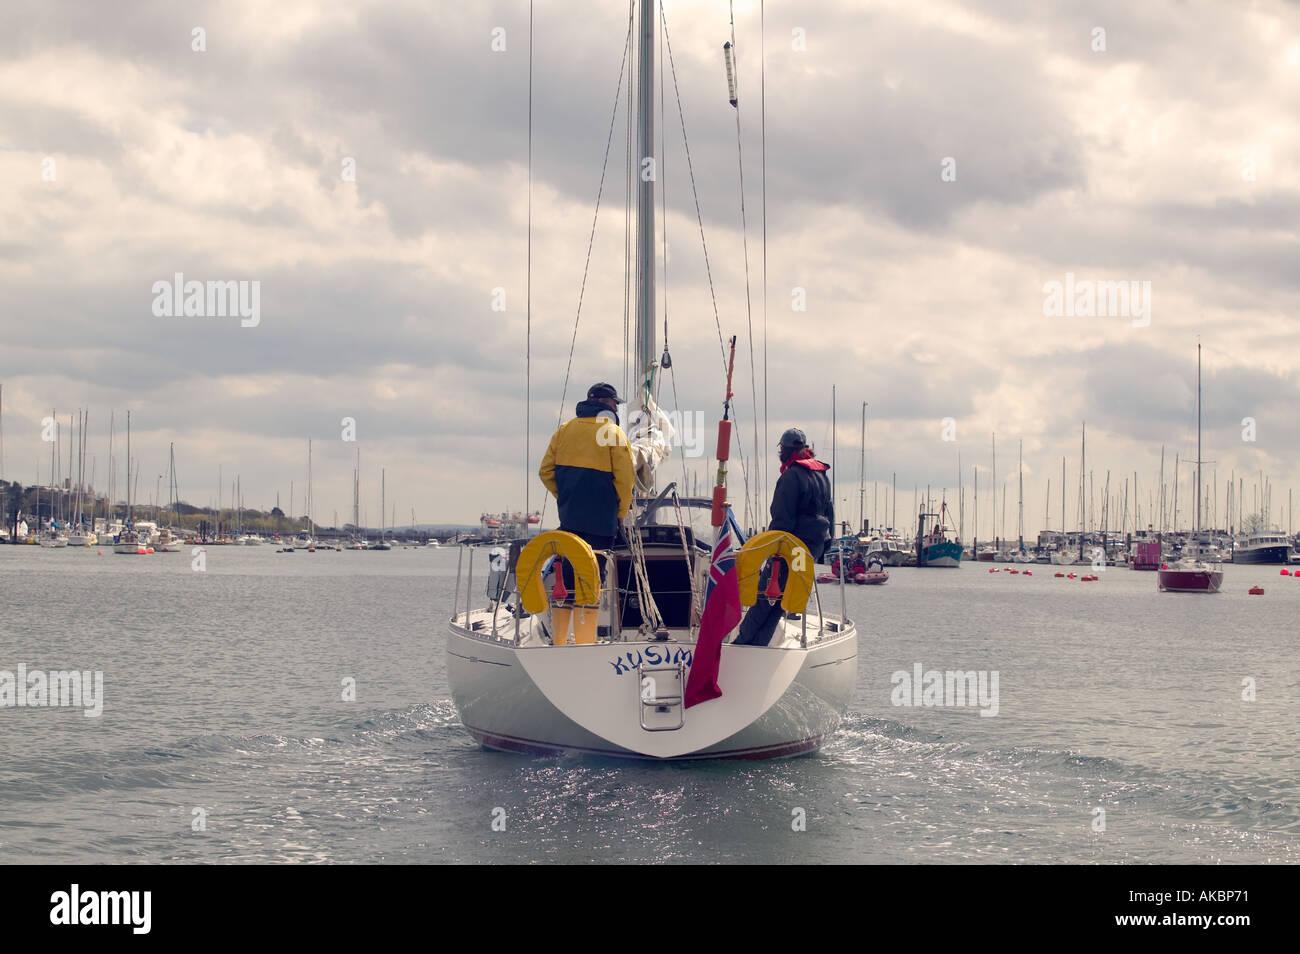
[113,527,146,554]
[1232,531,1292,565]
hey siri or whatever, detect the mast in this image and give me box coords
[1159,446,1165,534]
[991,432,996,546]
[1017,439,1024,551]
[1173,454,1179,533]
[831,385,837,535]
[1078,423,1085,560]
[170,443,178,528]
[1196,342,1202,534]
[973,465,978,553]
[858,402,866,533]
[126,410,132,523]
[633,0,656,407]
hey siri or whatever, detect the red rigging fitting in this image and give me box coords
[711,336,739,529]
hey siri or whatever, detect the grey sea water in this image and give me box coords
[0,544,1295,864]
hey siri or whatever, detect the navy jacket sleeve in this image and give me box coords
[769,471,798,533]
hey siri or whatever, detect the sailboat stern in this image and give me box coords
[446,615,857,760]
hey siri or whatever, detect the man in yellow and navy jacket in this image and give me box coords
[538,382,635,644]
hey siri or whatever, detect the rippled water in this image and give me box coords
[1,545,1295,863]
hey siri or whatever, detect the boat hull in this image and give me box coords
[918,541,962,567]
[1231,545,1291,565]
[446,616,857,760]
[1157,568,1223,592]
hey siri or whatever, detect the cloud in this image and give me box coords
[1,0,1297,530]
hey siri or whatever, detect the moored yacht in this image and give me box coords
[1157,344,1221,593]
[39,526,69,548]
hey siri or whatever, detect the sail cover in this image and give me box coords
[626,395,675,493]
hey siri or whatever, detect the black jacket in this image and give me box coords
[768,456,833,562]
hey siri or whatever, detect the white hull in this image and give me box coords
[1049,550,1077,565]
[114,532,146,554]
[447,611,857,760]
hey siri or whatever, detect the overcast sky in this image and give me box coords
[2,0,1298,535]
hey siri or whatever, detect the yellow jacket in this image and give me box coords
[539,402,635,536]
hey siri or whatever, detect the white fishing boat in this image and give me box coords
[447,4,857,760]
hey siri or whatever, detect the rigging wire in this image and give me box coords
[760,0,769,517]
[659,3,690,502]
[622,0,635,406]
[525,0,534,523]
[729,1,763,528]
[539,7,636,526]
[659,3,753,529]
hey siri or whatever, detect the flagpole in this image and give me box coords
[685,336,741,709]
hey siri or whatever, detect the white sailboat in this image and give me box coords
[371,469,392,550]
[114,411,146,554]
[446,4,857,759]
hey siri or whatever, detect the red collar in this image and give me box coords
[781,450,828,473]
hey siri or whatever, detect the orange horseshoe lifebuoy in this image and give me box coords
[517,531,601,614]
[735,530,815,612]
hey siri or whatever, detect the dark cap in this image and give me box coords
[587,382,623,403]
[779,427,807,450]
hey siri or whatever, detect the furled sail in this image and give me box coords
[626,394,675,494]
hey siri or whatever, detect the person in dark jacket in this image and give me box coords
[733,427,833,647]
[538,382,635,644]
